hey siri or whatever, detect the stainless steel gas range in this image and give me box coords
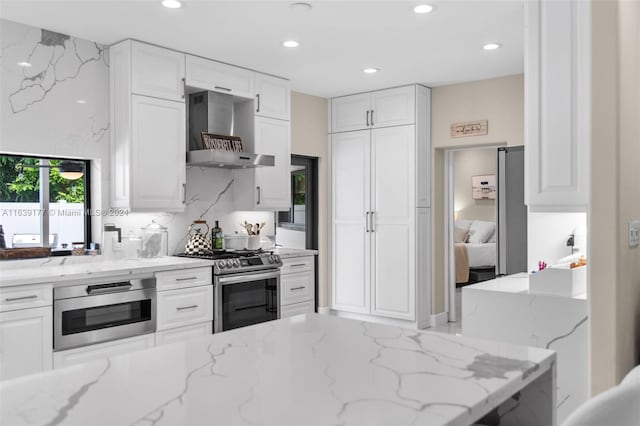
[177,250,282,333]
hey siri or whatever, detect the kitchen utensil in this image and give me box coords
[185,220,211,255]
[247,235,261,250]
[141,220,168,258]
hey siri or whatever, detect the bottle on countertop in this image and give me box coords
[212,220,223,250]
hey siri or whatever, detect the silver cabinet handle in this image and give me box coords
[214,86,232,92]
[370,110,374,126]
[370,211,375,232]
[181,77,185,99]
[366,110,370,127]
[365,212,370,232]
[175,277,197,281]
[183,183,187,205]
[256,93,260,113]
[256,186,261,205]
[290,263,306,268]
[5,295,38,302]
[176,304,198,311]
[290,286,306,291]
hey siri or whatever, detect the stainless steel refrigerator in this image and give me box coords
[496,146,528,275]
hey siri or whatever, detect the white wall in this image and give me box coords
[453,148,496,222]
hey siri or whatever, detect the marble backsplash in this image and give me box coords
[1,19,275,255]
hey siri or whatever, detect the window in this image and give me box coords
[0,154,91,251]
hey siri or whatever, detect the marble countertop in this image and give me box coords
[0,314,555,426]
[0,256,215,288]
[464,273,587,300]
[272,247,318,258]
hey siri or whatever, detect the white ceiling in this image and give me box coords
[0,0,525,98]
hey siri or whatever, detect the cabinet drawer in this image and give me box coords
[0,284,52,312]
[280,256,314,274]
[281,300,315,318]
[155,267,212,291]
[157,285,213,331]
[53,333,154,369]
[281,270,313,306]
[155,322,211,347]
[186,55,254,99]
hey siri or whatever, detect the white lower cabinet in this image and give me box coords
[156,285,213,331]
[155,322,212,346]
[53,334,155,369]
[280,256,315,318]
[281,301,315,318]
[0,306,52,380]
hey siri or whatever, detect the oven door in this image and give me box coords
[214,269,280,333]
[54,285,155,351]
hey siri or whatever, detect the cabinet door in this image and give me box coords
[155,322,212,347]
[330,130,371,314]
[131,95,186,211]
[185,55,254,99]
[156,285,213,331]
[331,93,371,132]
[255,73,290,121]
[131,42,185,102]
[371,86,416,128]
[281,270,314,306]
[371,126,416,320]
[525,0,589,209]
[0,306,52,380]
[254,116,291,209]
[53,334,154,369]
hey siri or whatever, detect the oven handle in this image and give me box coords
[86,283,133,295]
[218,270,280,285]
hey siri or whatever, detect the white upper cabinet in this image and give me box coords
[131,42,185,102]
[185,55,254,99]
[131,95,186,211]
[331,86,416,133]
[255,73,290,121]
[525,0,590,210]
[110,40,186,212]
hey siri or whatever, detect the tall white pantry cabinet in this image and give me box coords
[329,85,431,328]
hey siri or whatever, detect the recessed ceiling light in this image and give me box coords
[161,0,183,9]
[17,61,32,67]
[290,2,312,11]
[482,43,502,50]
[363,68,379,74]
[76,100,87,104]
[283,40,299,48]
[414,4,434,14]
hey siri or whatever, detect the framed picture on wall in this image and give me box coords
[472,175,496,200]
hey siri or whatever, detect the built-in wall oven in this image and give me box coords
[53,276,156,351]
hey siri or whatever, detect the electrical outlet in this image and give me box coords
[629,220,640,248]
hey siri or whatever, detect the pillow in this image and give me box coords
[455,219,473,231]
[454,227,469,243]
[486,229,496,243]
[467,220,495,244]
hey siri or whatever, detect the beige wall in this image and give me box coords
[431,74,524,313]
[290,91,329,307]
[590,0,640,395]
[453,148,496,222]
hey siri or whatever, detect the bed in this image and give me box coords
[454,219,496,284]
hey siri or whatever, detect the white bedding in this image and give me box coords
[465,242,496,268]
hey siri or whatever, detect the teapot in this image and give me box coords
[185,220,211,255]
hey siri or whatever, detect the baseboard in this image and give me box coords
[317,306,331,315]
[430,311,449,327]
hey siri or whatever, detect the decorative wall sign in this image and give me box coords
[201,133,244,152]
[451,120,488,138]
[472,174,496,200]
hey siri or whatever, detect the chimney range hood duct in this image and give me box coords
[187,91,275,169]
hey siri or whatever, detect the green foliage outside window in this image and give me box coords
[0,156,84,203]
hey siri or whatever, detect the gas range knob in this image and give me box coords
[233,259,241,268]
[267,255,274,264]
[218,260,227,269]
[273,255,280,263]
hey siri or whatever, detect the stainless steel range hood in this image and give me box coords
[187,91,274,169]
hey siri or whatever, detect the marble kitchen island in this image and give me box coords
[462,273,587,423]
[1,314,555,426]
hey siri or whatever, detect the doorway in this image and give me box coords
[444,145,503,324]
